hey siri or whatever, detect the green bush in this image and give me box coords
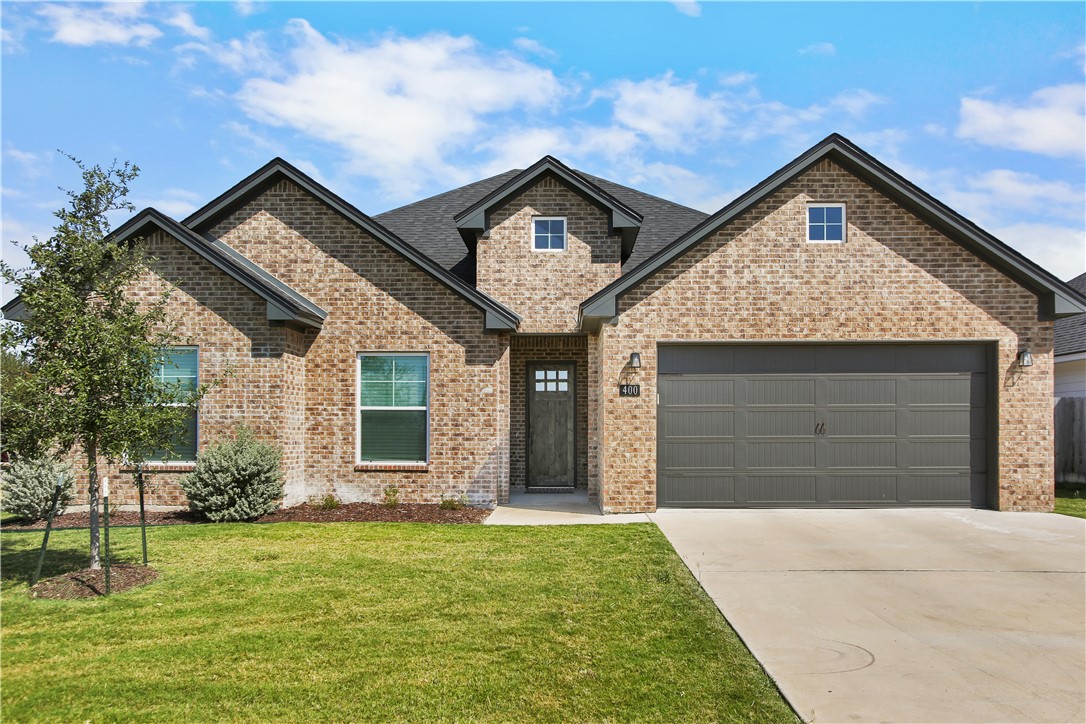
[382,485,399,509]
[180,427,284,522]
[0,457,75,521]
[311,494,341,511]
[439,493,467,511]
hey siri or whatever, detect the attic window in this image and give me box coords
[533,217,566,251]
[807,204,846,243]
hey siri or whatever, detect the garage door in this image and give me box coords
[657,344,991,508]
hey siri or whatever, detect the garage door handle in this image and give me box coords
[815,421,826,436]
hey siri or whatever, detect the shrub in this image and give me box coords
[0,456,75,522]
[382,485,399,509]
[439,493,467,511]
[180,427,284,522]
[311,494,341,511]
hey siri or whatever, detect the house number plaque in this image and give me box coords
[618,384,641,397]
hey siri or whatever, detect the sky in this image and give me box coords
[2,1,1084,303]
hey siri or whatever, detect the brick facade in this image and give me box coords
[593,159,1054,513]
[67,156,1058,515]
[476,175,622,333]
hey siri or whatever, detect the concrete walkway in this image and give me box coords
[650,508,1086,724]
[485,491,650,525]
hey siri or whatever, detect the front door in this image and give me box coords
[527,362,575,488]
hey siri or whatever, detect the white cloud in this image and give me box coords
[720,72,756,86]
[138,188,203,219]
[234,1,263,17]
[941,169,1084,226]
[923,123,947,138]
[956,83,1086,158]
[606,73,729,151]
[38,2,162,47]
[233,21,563,198]
[798,42,836,56]
[850,128,909,158]
[671,2,702,18]
[512,37,556,60]
[992,222,1086,279]
[175,32,279,75]
[3,147,49,179]
[166,10,211,41]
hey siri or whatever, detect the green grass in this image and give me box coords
[1055,483,1086,519]
[1,522,795,723]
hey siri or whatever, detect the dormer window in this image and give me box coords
[533,217,566,251]
[807,204,845,243]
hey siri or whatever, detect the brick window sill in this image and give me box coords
[354,463,429,473]
[120,464,196,473]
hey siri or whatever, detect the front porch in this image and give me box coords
[486,489,650,525]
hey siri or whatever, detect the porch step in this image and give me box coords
[526,487,577,494]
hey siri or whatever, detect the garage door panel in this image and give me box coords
[747,476,818,503]
[823,476,898,503]
[663,441,734,469]
[912,377,971,405]
[911,409,971,436]
[661,378,734,406]
[827,378,897,405]
[827,410,896,436]
[828,441,897,468]
[749,379,816,405]
[664,409,733,437]
[905,475,971,504]
[658,343,990,509]
[749,441,816,468]
[660,475,736,504]
[748,410,816,437]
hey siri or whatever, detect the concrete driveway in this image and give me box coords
[650,508,1086,723]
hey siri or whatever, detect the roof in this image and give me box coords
[183,158,520,331]
[1055,273,1086,356]
[580,133,1086,330]
[375,168,708,283]
[1,208,329,331]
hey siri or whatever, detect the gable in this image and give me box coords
[580,134,1086,330]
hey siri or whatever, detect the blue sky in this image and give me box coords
[2,1,1084,302]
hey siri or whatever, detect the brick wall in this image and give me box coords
[508,335,589,491]
[477,175,622,333]
[66,229,306,507]
[210,180,509,507]
[595,159,1054,513]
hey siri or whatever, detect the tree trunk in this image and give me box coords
[86,441,101,570]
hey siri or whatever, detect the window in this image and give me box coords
[150,347,198,462]
[534,368,569,393]
[358,354,429,463]
[807,204,846,243]
[533,217,566,251]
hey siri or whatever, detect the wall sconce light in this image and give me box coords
[628,352,642,369]
[1017,349,1033,367]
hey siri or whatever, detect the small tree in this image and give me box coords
[1,155,204,569]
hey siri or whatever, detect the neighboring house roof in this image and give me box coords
[452,156,645,263]
[1055,273,1086,357]
[375,168,708,283]
[182,158,521,331]
[0,208,329,332]
[580,133,1086,330]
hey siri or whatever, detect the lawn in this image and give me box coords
[1055,483,1086,519]
[1,522,795,722]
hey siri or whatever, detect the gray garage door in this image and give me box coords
[657,344,991,508]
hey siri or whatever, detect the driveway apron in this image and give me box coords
[650,508,1086,724]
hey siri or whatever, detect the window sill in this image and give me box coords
[354,463,429,472]
[121,463,196,473]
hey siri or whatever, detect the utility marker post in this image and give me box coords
[102,476,111,595]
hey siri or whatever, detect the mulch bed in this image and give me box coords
[30,564,159,599]
[3,502,491,530]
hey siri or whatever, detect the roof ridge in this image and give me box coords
[375,169,523,218]
[574,169,709,217]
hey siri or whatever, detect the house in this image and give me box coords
[1054,273,1086,398]
[5,134,1085,512]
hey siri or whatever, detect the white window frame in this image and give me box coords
[150,345,199,464]
[806,203,847,244]
[356,352,431,465]
[532,216,567,252]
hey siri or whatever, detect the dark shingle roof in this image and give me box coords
[374,168,708,284]
[1055,273,1086,356]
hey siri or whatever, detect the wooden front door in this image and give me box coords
[527,362,575,488]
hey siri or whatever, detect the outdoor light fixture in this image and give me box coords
[629,352,642,369]
[1017,349,1034,367]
